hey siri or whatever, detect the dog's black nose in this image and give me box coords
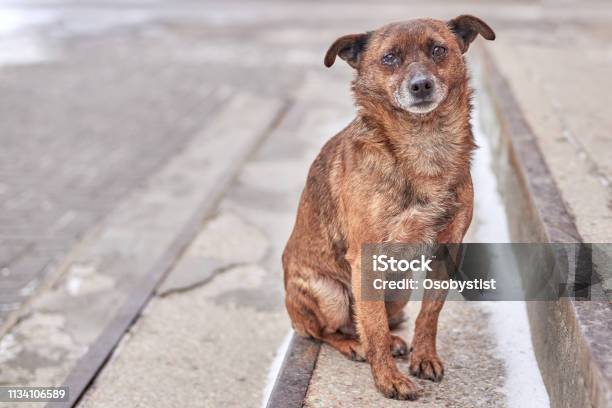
[408,76,434,99]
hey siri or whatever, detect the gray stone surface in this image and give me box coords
[156,257,230,296]
[0,92,283,393]
[156,212,274,296]
[305,303,506,408]
[78,244,289,408]
[0,28,221,326]
[76,63,354,408]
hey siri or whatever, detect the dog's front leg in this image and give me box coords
[409,273,447,382]
[410,177,473,382]
[349,245,420,400]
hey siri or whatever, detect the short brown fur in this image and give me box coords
[283,15,495,400]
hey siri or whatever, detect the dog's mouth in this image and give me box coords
[394,86,447,116]
[407,100,438,114]
[393,80,448,116]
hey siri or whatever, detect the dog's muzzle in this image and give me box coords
[408,74,435,101]
[394,71,447,115]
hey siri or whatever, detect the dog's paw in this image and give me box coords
[409,350,444,382]
[373,368,420,400]
[348,347,366,362]
[390,335,408,358]
[340,340,366,362]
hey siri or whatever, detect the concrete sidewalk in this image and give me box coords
[0,0,611,407]
[77,57,358,407]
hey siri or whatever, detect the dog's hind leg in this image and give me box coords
[286,273,410,362]
[285,273,365,359]
[320,332,366,361]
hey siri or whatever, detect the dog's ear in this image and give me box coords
[447,15,495,53]
[324,33,370,69]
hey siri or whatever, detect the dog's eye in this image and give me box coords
[432,45,447,59]
[381,53,398,66]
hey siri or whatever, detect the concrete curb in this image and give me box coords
[266,334,320,408]
[478,45,612,408]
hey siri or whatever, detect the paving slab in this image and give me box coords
[78,239,289,408]
[0,92,283,405]
[76,63,356,407]
[305,303,506,408]
[0,20,222,325]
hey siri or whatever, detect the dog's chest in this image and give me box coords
[378,171,460,242]
[406,130,463,177]
[360,125,469,239]
[376,169,456,212]
[396,199,454,243]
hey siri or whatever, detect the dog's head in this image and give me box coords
[324,16,495,116]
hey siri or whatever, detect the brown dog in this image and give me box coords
[283,15,495,400]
